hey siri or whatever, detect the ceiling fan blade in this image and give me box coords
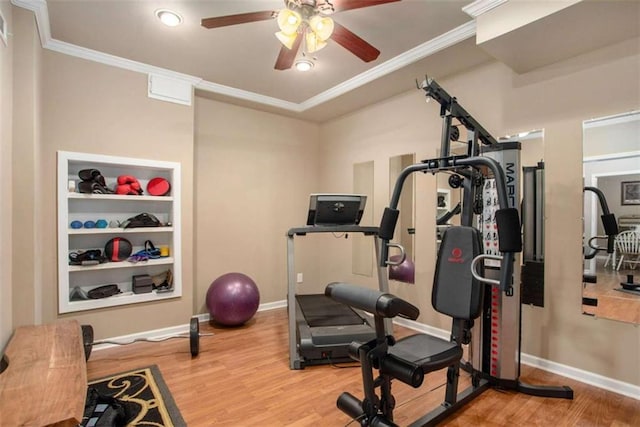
[274,35,303,70]
[330,22,380,63]
[329,0,401,13]
[201,11,276,29]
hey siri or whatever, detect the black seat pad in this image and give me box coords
[388,334,462,373]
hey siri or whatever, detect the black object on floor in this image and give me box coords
[620,274,640,291]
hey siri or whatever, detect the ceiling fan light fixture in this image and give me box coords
[295,58,314,72]
[277,9,301,35]
[308,15,334,40]
[155,9,182,27]
[305,31,327,53]
[275,31,298,50]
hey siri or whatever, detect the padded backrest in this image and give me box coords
[432,226,483,320]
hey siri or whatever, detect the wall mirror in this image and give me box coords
[582,111,640,324]
[352,160,374,276]
[388,154,415,283]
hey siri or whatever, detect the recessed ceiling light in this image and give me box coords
[294,58,314,72]
[156,9,182,27]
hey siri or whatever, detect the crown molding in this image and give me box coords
[462,0,508,18]
[45,38,202,85]
[12,0,477,113]
[300,20,476,110]
[195,80,303,112]
[11,0,49,45]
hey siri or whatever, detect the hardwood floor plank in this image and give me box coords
[86,308,640,426]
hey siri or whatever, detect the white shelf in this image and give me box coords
[68,227,173,235]
[58,151,182,314]
[68,193,173,202]
[68,257,174,272]
[68,290,178,312]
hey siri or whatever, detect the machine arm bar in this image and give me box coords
[584,186,612,215]
[419,77,498,147]
[584,186,618,236]
[583,186,618,254]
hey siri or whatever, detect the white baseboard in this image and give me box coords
[520,353,640,400]
[91,303,640,400]
[91,322,193,351]
[393,317,639,400]
[92,300,287,351]
[258,299,287,312]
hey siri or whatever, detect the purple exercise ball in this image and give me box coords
[388,255,415,284]
[206,272,260,326]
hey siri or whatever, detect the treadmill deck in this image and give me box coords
[294,293,375,366]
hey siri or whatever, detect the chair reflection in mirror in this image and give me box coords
[615,230,640,270]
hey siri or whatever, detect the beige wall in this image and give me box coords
[12,6,41,327]
[317,38,640,385]
[6,3,639,388]
[13,45,196,339]
[193,97,320,312]
[0,2,13,350]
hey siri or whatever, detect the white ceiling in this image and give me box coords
[13,0,639,122]
[15,0,496,121]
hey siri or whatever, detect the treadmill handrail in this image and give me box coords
[288,225,379,237]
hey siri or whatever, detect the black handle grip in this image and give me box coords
[336,392,364,420]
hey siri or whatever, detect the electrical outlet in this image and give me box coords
[296,273,303,283]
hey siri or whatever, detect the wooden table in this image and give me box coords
[0,320,87,426]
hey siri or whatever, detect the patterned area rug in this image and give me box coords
[88,365,185,426]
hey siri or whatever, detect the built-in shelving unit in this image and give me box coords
[57,151,181,313]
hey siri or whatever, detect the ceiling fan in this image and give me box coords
[201,0,401,70]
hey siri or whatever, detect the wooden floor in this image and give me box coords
[583,262,640,323]
[87,309,639,426]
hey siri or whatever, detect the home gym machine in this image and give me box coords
[287,194,394,369]
[325,78,573,426]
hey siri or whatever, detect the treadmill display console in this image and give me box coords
[306,194,367,226]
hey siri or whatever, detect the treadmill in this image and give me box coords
[287,194,390,369]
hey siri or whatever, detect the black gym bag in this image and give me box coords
[120,213,161,229]
[81,387,134,427]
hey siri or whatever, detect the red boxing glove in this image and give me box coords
[116,184,133,195]
[117,175,138,185]
[129,181,141,193]
[116,175,143,195]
